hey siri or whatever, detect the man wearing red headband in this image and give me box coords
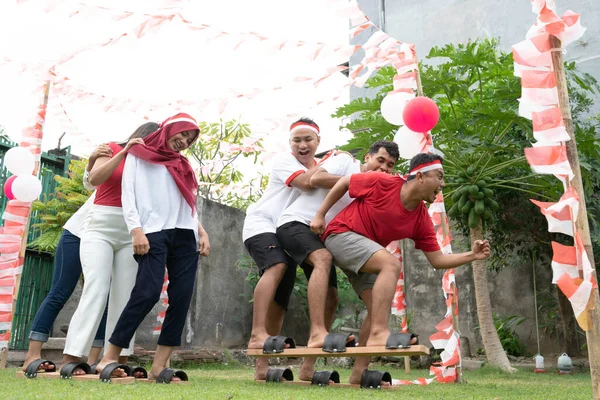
[244,117,323,380]
[310,152,490,385]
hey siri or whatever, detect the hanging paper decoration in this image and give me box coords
[513,0,595,330]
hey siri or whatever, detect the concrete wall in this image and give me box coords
[403,233,559,355]
[354,0,600,113]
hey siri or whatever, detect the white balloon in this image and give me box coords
[380,91,414,126]
[394,126,428,160]
[4,146,35,176]
[11,174,42,202]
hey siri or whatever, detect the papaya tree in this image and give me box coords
[334,38,600,370]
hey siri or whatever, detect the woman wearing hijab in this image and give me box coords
[96,113,210,384]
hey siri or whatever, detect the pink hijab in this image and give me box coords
[128,113,200,213]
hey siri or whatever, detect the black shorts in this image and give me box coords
[277,221,337,289]
[244,232,297,310]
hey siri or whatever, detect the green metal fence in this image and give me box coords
[0,136,72,350]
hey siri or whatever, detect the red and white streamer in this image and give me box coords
[153,271,169,336]
[514,0,594,330]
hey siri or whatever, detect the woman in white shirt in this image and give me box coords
[21,144,110,378]
[95,113,210,384]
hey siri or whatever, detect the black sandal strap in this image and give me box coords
[322,333,355,353]
[89,363,98,374]
[99,363,132,383]
[60,362,91,379]
[385,332,418,349]
[265,368,294,383]
[360,369,392,389]
[262,335,296,354]
[311,370,340,386]
[25,359,56,378]
[156,368,189,384]
[132,366,148,378]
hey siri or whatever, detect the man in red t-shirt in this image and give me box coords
[310,153,490,384]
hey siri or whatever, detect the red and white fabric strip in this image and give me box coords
[408,160,443,176]
[289,124,319,136]
[532,107,570,143]
[551,242,579,283]
[524,145,573,179]
[530,186,579,236]
[393,377,435,386]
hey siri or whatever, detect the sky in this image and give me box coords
[0,0,354,160]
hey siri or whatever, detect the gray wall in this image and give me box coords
[354,0,600,112]
[403,233,558,355]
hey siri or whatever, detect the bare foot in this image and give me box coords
[298,358,316,381]
[307,333,356,349]
[22,358,55,373]
[248,334,292,350]
[61,355,87,376]
[365,330,390,347]
[254,358,269,381]
[95,359,128,378]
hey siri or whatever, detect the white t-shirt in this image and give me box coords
[121,154,198,242]
[242,153,308,242]
[278,153,361,227]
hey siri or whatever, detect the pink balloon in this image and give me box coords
[402,97,440,133]
[3,175,17,200]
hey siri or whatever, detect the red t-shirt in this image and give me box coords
[93,142,125,207]
[322,172,440,252]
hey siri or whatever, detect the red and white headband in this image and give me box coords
[161,113,198,127]
[290,121,320,136]
[408,160,443,176]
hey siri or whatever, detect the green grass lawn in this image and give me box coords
[0,363,593,400]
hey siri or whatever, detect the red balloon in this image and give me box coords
[3,175,17,200]
[402,97,440,133]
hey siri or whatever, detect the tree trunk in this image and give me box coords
[556,287,582,356]
[470,222,516,372]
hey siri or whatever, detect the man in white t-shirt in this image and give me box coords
[276,140,399,380]
[244,118,322,380]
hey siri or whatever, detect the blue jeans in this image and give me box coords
[29,230,108,347]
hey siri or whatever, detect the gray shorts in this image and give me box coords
[325,231,382,297]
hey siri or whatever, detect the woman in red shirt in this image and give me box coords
[59,122,158,378]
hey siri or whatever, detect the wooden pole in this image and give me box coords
[0,81,51,368]
[550,34,600,399]
[415,66,463,383]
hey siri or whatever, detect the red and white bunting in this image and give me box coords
[516,0,592,331]
[524,145,573,178]
[530,186,579,236]
[550,241,579,283]
[532,106,570,142]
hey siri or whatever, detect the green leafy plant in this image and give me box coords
[28,159,92,253]
[494,314,526,357]
[186,119,265,210]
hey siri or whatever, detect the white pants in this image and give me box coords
[64,205,138,358]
